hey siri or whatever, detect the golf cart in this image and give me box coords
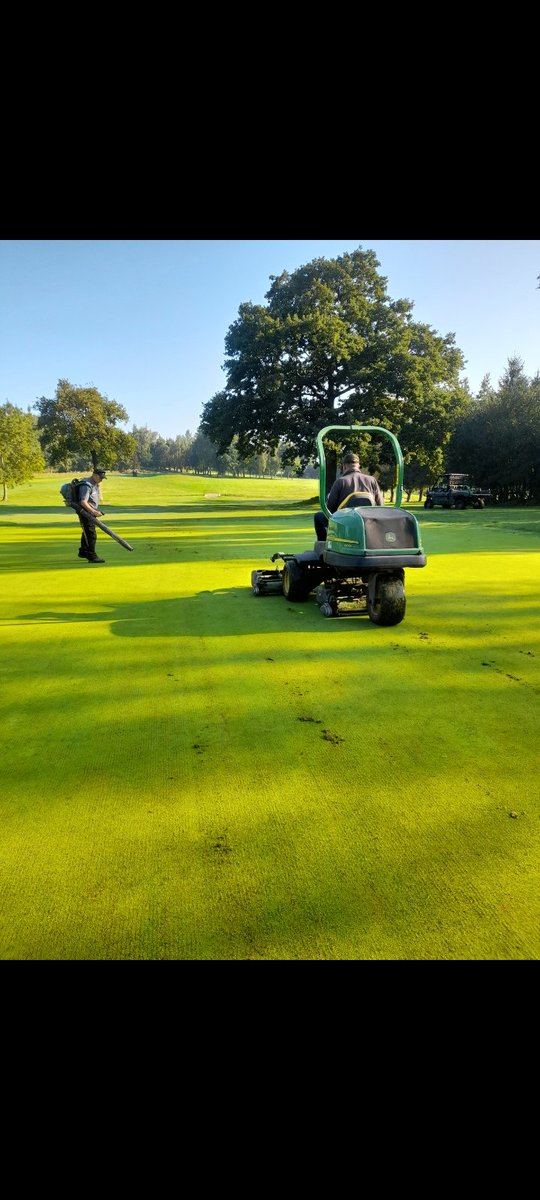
[251,425,427,626]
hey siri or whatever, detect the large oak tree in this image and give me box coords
[200,247,467,472]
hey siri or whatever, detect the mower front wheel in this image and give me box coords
[366,575,406,627]
[282,560,312,602]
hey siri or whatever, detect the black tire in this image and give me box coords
[473,499,484,509]
[282,560,311,602]
[424,499,433,509]
[366,577,406,627]
[455,499,465,510]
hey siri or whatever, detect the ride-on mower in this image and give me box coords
[251,425,427,627]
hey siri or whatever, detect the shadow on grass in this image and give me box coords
[15,587,393,638]
[13,585,540,642]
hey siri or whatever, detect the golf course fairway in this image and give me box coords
[1,471,539,960]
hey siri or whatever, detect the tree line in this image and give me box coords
[0,383,311,500]
[1,247,539,502]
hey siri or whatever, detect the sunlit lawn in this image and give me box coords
[1,471,539,959]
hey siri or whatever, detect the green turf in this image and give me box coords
[1,473,539,959]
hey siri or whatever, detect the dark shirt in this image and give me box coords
[327,466,384,510]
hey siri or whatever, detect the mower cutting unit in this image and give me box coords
[251,425,427,627]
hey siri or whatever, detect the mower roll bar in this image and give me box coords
[316,425,404,518]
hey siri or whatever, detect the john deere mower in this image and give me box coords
[251,425,427,627]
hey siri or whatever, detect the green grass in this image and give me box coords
[1,472,539,959]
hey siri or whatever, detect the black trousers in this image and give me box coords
[78,512,97,556]
[314,510,328,541]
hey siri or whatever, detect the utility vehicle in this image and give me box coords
[424,473,491,510]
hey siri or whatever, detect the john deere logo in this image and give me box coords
[385,531,397,543]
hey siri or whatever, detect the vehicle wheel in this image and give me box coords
[366,577,406,626]
[473,499,484,509]
[282,560,311,602]
[424,499,433,509]
[455,499,465,510]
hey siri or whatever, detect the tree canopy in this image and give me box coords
[200,247,467,470]
[0,403,45,500]
[34,380,136,470]
[447,357,540,502]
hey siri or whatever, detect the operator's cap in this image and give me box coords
[343,452,360,464]
[94,467,107,478]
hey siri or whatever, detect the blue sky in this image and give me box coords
[1,239,539,440]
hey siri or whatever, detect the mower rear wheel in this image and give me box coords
[282,560,312,602]
[367,577,406,626]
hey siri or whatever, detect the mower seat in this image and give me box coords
[337,491,375,509]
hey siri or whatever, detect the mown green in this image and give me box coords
[1,472,539,959]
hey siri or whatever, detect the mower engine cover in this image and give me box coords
[324,507,426,571]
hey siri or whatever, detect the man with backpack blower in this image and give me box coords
[76,467,107,563]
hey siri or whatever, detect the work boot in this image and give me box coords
[87,555,105,563]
